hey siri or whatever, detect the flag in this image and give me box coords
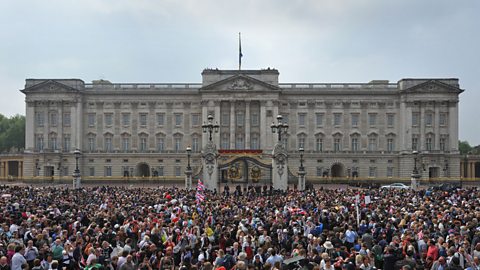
[239,32,243,70]
[197,179,205,191]
[196,179,205,204]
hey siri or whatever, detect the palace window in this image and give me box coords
[368,113,377,127]
[156,113,165,126]
[174,135,183,152]
[440,113,448,126]
[351,113,359,127]
[387,114,395,127]
[412,135,419,151]
[316,113,324,127]
[333,113,342,126]
[191,114,200,126]
[50,112,58,127]
[174,113,183,126]
[63,134,70,152]
[412,112,420,126]
[88,113,96,127]
[298,113,306,127]
[122,113,130,126]
[104,113,113,126]
[139,113,148,127]
[351,136,359,152]
[63,113,71,127]
[221,133,230,149]
[35,112,44,127]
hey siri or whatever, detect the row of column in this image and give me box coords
[0,161,23,178]
[460,161,479,178]
[203,100,277,151]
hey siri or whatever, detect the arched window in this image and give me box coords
[121,133,131,152]
[48,132,58,151]
[297,133,307,149]
[138,133,148,152]
[350,132,360,152]
[332,133,342,152]
[87,133,96,152]
[104,132,113,153]
[425,133,435,151]
[368,133,378,151]
[315,133,324,152]
[386,133,396,152]
[156,133,165,152]
[173,133,183,153]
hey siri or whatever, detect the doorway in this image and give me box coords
[136,163,150,177]
[331,163,344,178]
[429,167,440,179]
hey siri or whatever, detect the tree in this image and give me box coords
[0,114,25,153]
[459,140,473,155]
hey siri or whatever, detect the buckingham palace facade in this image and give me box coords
[20,68,463,183]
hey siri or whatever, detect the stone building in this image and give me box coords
[20,68,463,186]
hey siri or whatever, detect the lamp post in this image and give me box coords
[72,149,82,189]
[270,115,289,142]
[202,114,219,142]
[411,150,420,190]
[298,147,306,190]
[185,146,193,190]
[201,114,219,191]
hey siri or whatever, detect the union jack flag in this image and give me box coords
[196,179,205,204]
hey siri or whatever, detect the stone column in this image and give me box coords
[245,101,250,149]
[298,169,306,191]
[230,102,235,149]
[434,102,440,149]
[260,102,267,149]
[449,101,459,151]
[202,141,218,190]
[214,102,221,144]
[185,168,193,190]
[25,102,35,152]
[272,143,288,190]
[420,102,425,151]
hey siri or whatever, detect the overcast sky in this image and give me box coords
[0,0,478,144]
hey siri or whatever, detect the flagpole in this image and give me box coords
[239,32,242,70]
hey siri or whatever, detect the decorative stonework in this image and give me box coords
[229,79,252,90]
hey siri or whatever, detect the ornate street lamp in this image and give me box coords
[412,150,419,175]
[185,146,193,190]
[270,115,289,142]
[299,147,305,171]
[411,150,421,190]
[72,148,82,189]
[298,147,306,190]
[202,114,219,142]
[186,146,192,171]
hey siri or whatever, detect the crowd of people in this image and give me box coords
[0,184,479,270]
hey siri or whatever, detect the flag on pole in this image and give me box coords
[239,32,243,70]
[196,179,205,204]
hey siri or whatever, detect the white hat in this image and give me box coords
[323,241,334,250]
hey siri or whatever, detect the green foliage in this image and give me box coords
[0,114,25,153]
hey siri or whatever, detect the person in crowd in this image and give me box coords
[0,185,479,270]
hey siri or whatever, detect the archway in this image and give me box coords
[331,163,344,178]
[429,167,440,179]
[136,163,150,177]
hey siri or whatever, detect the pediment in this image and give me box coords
[21,80,81,94]
[401,80,463,94]
[199,74,280,92]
